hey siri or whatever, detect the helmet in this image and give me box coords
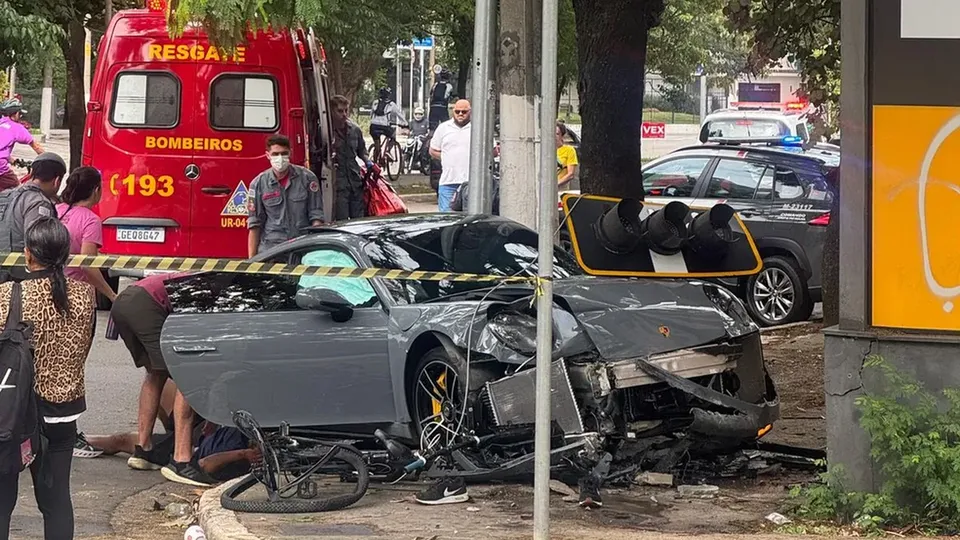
[439,70,451,82]
[378,87,391,100]
[0,97,25,117]
[30,152,67,181]
[413,106,424,117]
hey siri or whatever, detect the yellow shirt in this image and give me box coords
[557,145,578,182]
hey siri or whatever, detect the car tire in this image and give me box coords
[744,256,812,327]
[95,272,121,311]
[408,346,496,448]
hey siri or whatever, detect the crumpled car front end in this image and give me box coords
[455,277,779,447]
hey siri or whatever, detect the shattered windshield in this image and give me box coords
[362,218,584,303]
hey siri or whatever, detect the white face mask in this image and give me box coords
[270,155,290,172]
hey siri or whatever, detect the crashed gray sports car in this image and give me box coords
[159,213,779,477]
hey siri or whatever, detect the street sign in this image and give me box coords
[413,36,434,50]
[641,122,666,139]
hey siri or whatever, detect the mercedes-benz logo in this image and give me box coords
[185,164,201,180]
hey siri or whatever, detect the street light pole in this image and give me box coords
[466,0,496,214]
[533,0,559,536]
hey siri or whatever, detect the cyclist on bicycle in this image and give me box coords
[369,88,408,159]
[0,98,45,191]
[409,106,429,138]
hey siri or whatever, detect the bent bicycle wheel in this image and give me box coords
[220,445,370,513]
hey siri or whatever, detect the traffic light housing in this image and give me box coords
[561,194,762,278]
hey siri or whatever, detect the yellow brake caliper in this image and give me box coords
[432,372,447,420]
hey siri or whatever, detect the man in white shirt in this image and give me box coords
[429,99,471,212]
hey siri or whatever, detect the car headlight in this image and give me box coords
[487,310,539,355]
[700,282,757,335]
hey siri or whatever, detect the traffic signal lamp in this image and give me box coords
[561,194,762,278]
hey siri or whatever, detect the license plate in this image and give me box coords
[116,227,165,243]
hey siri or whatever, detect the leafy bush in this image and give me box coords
[787,356,960,535]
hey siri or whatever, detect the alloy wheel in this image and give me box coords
[751,266,796,323]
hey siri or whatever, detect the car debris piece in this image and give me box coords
[677,484,719,499]
[549,480,577,497]
[636,471,674,487]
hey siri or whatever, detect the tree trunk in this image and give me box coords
[61,20,86,170]
[327,49,346,97]
[572,0,664,199]
[821,169,840,326]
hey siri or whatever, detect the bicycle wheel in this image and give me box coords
[221,442,370,514]
[383,139,402,181]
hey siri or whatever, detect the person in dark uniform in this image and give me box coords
[246,135,325,258]
[428,70,453,131]
[0,152,65,282]
[329,95,373,221]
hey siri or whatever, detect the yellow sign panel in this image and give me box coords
[872,105,960,331]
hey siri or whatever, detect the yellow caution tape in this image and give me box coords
[0,253,538,284]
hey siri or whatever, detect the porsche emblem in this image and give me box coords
[658,325,670,338]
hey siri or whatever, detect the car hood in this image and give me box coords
[410,277,750,363]
[552,278,737,360]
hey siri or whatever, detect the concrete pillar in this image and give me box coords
[8,65,16,97]
[498,0,541,229]
[40,63,53,139]
[825,0,960,492]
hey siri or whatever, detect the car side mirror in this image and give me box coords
[296,288,354,322]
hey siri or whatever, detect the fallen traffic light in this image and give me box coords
[560,194,761,278]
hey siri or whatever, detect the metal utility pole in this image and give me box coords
[533,0,559,535]
[466,0,497,214]
[699,75,708,120]
[498,0,542,230]
[6,66,14,98]
[408,45,415,115]
[40,63,53,140]
[395,46,403,112]
[419,48,426,108]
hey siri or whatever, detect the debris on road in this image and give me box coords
[765,512,793,525]
[164,502,191,518]
[677,484,720,499]
[549,480,578,497]
[636,471,674,486]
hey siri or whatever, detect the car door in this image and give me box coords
[641,156,714,208]
[160,245,395,429]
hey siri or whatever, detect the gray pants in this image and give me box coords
[335,176,366,221]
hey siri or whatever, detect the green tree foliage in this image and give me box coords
[725,0,840,126]
[648,0,751,87]
[0,0,63,69]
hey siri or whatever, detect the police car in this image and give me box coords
[698,101,815,146]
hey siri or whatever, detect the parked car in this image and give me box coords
[158,213,779,480]
[640,143,837,326]
[699,104,814,146]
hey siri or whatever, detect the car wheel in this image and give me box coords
[745,256,811,327]
[409,346,494,452]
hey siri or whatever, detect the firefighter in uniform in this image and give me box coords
[246,135,324,258]
[0,152,66,281]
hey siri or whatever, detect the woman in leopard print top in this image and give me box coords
[0,216,95,540]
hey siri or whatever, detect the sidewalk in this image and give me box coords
[196,474,800,540]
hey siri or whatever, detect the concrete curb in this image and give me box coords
[758,317,824,334]
[400,192,437,204]
[197,478,263,540]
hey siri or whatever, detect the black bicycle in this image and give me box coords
[368,128,402,182]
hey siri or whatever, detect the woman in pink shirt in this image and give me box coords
[56,167,117,303]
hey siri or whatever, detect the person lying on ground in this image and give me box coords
[79,378,178,458]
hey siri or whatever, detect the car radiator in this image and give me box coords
[483,359,585,435]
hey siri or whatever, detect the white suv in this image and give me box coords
[699,104,814,145]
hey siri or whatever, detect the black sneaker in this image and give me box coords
[73,432,104,459]
[161,460,217,487]
[578,475,603,509]
[127,445,165,471]
[414,477,469,505]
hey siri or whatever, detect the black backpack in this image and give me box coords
[0,282,39,475]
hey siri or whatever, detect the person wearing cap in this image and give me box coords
[410,106,429,138]
[0,98,45,191]
[0,152,66,281]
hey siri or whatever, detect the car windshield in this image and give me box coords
[705,118,787,139]
[361,217,584,303]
